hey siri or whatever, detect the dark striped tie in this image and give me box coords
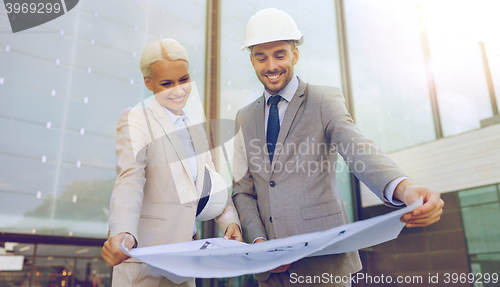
[267,95,282,162]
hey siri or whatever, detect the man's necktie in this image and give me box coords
[267,95,282,163]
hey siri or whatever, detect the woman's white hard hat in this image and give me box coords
[196,163,229,222]
[242,8,304,51]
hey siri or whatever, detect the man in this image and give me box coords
[232,8,444,287]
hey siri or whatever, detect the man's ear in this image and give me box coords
[250,53,256,68]
[292,47,299,65]
[144,77,153,91]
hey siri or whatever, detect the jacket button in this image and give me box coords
[269,217,273,223]
[270,181,276,187]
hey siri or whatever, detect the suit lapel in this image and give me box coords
[272,78,307,172]
[146,99,196,191]
[254,96,271,172]
[186,119,208,198]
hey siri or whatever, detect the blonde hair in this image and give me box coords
[139,38,189,78]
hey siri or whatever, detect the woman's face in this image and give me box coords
[144,59,191,116]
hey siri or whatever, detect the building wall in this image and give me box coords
[358,192,471,287]
[361,123,500,207]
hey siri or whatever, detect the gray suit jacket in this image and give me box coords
[232,78,406,280]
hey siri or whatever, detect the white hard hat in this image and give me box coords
[196,164,229,221]
[242,8,304,51]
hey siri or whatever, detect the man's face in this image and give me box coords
[250,40,299,95]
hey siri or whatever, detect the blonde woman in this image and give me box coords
[102,39,242,286]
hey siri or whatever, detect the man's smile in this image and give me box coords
[266,73,283,82]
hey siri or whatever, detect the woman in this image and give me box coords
[102,39,242,286]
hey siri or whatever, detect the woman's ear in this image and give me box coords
[144,77,153,91]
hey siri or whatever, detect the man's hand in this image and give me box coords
[102,232,135,266]
[394,179,444,228]
[224,223,243,242]
[254,238,292,273]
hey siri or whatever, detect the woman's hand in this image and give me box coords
[223,223,243,242]
[102,232,135,266]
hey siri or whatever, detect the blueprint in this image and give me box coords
[121,198,422,284]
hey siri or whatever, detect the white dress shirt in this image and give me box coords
[164,108,198,182]
[164,107,199,236]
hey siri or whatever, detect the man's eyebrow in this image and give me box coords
[253,51,265,57]
[273,49,287,54]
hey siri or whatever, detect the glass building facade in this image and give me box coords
[0,0,208,239]
[1,0,499,286]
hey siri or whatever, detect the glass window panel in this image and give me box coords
[345,0,436,152]
[76,8,147,55]
[431,41,491,136]
[0,193,48,232]
[461,203,500,254]
[65,100,122,137]
[36,245,103,258]
[473,253,500,261]
[0,9,11,28]
[58,165,115,198]
[80,0,148,29]
[70,68,144,108]
[0,31,76,65]
[0,154,58,196]
[9,243,36,256]
[0,49,71,96]
[14,199,110,237]
[458,185,499,207]
[420,1,496,136]
[73,42,140,82]
[69,68,144,109]
[57,174,114,203]
[0,84,67,128]
[62,132,115,169]
[75,258,112,287]
[33,257,74,287]
[0,256,32,286]
[0,118,63,160]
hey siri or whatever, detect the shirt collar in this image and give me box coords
[163,107,189,125]
[264,75,299,104]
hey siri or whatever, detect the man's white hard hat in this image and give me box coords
[196,163,229,221]
[242,8,304,51]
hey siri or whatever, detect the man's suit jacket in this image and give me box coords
[109,97,240,287]
[232,78,406,281]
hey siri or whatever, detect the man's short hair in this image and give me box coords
[249,40,297,54]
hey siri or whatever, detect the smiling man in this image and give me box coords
[232,8,444,287]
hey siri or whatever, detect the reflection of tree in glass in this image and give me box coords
[12,179,115,234]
